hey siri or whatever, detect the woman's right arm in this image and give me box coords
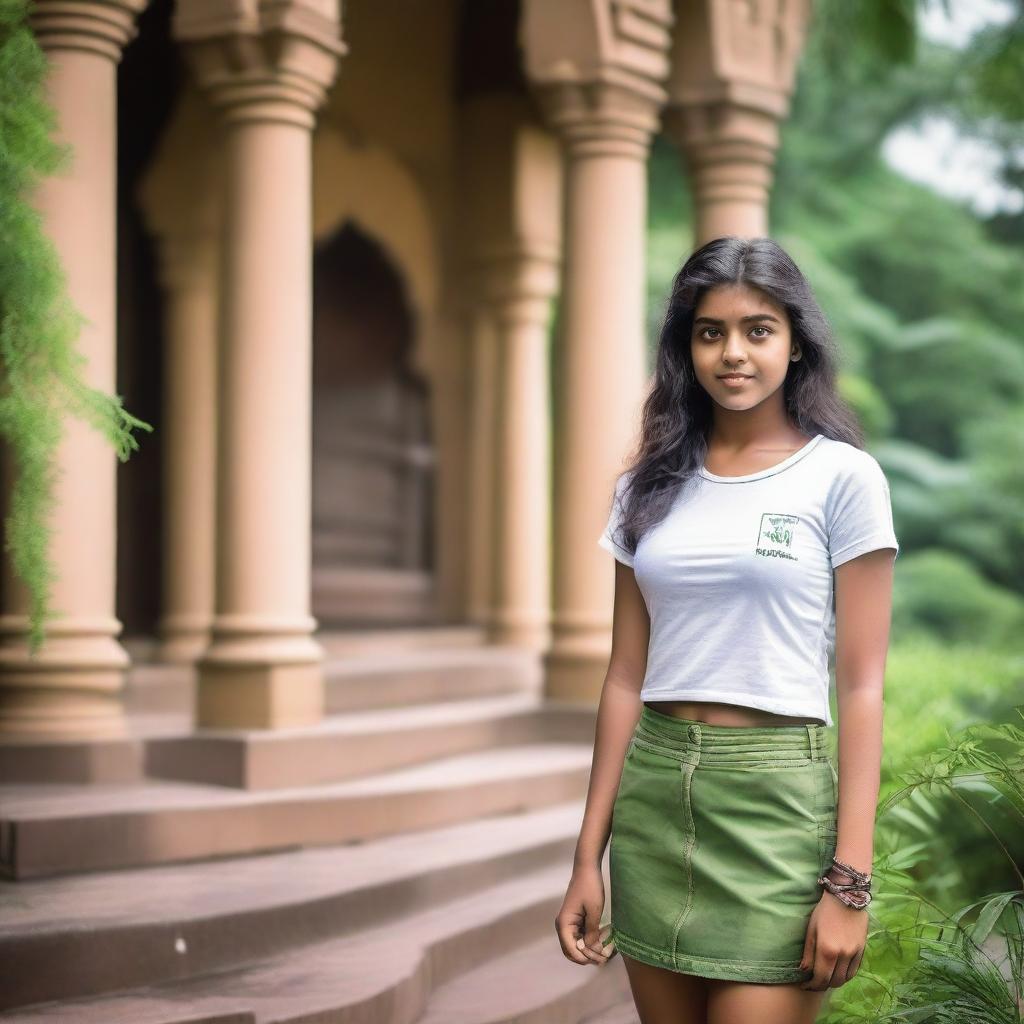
[555,558,650,965]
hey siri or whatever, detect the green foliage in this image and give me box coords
[809,0,921,69]
[968,12,1024,123]
[891,551,1024,649]
[645,135,693,369]
[881,929,1023,1023]
[0,0,152,653]
[773,0,1024,636]
[959,410,1024,592]
[879,638,1022,778]
[820,707,1024,1022]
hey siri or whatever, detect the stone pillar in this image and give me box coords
[456,95,561,651]
[463,295,499,630]
[521,1,673,701]
[483,256,559,650]
[154,233,219,664]
[137,90,224,666]
[0,0,146,738]
[174,2,344,728]
[663,0,812,243]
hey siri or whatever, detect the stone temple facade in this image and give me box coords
[0,0,812,1017]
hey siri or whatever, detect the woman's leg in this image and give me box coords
[621,952,710,1024]
[706,978,828,1024]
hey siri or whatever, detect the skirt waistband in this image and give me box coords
[635,704,830,764]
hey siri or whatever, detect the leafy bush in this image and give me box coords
[821,707,1024,1022]
[891,552,1024,650]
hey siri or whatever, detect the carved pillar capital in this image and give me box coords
[663,0,813,240]
[661,99,781,205]
[173,0,346,127]
[29,0,148,60]
[521,0,673,160]
[666,0,811,114]
[476,248,560,316]
[533,80,667,161]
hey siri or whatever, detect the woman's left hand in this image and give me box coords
[798,890,868,990]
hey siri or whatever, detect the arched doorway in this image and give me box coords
[311,223,438,627]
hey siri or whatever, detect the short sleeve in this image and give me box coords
[826,453,899,569]
[597,471,636,567]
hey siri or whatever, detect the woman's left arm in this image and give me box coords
[800,546,896,991]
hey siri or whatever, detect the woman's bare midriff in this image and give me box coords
[644,698,823,727]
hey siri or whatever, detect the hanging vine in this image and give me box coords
[0,0,153,654]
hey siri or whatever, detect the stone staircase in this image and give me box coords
[0,630,638,1022]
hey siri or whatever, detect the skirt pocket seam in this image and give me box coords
[813,760,839,872]
[668,761,697,957]
[631,735,689,761]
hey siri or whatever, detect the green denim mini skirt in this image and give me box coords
[606,705,839,985]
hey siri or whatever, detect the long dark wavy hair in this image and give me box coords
[610,235,866,561]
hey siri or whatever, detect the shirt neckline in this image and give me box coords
[699,433,826,483]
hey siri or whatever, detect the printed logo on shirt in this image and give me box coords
[756,513,799,561]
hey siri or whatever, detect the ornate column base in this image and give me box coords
[196,661,324,730]
[488,609,551,651]
[0,616,129,738]
[195,620,324,729]
[543,629,616,704]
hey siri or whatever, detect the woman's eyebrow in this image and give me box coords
[693,313,782,325]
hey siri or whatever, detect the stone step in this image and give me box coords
[121,638,537,718]
[145,692,590,789]
[123,626,492,668]
[0,646,547,787]
[0,741,594,879]
[416,933,629,1024]
[317,625,488,655]
[324,643,541,713]
[0,802,585,1010]
[1,860,618,1024]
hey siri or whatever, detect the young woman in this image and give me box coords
[554,235,899,1024]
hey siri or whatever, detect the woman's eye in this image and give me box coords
[698,326,771,340]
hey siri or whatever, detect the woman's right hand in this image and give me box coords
[555,862,617,965]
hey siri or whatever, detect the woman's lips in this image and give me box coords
[718,375,751,385]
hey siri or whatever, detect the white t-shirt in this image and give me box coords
[597,434,899,726]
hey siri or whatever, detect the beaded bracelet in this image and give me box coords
[816,855,872,909]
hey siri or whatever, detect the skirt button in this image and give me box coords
[687,724,699,741]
